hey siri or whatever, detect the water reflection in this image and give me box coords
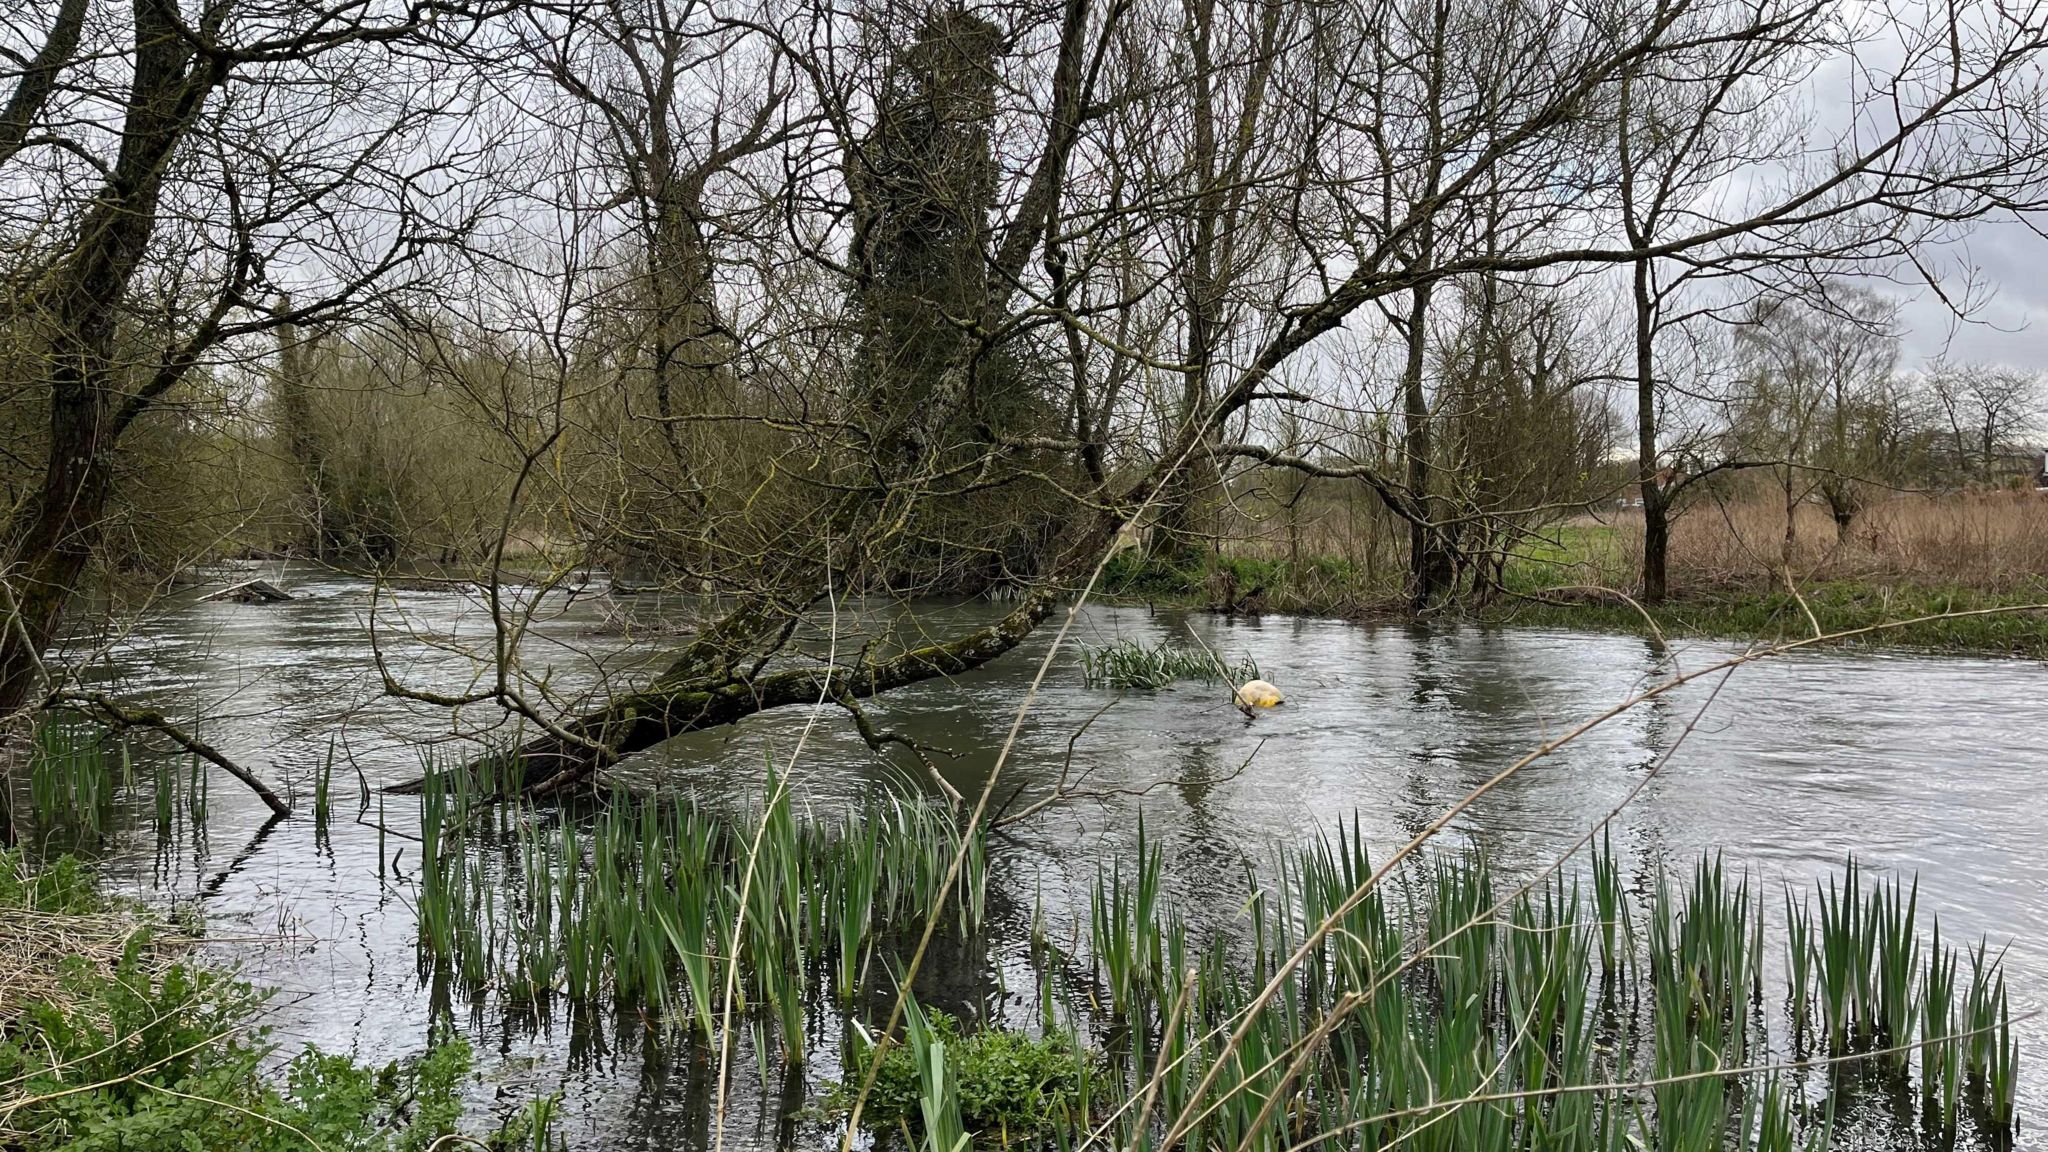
[33,564,2046,1147]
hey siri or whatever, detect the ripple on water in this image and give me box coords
[55,577,2048,1147]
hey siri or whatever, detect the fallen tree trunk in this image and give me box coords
[204,579,293,603]
[385,583,1062,796]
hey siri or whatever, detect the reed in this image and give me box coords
[408,761,2018,1150]
[1077,638,1258,690]
[5,712,214,845]
[411,766,986,1065]
[16,714,118,837]
[1030,836,2019,1152]
[312,736,337,832]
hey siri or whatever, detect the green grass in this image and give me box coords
[412,764,987,1064]
[1506,522,1626,572]
[1099,549,1394,616]
[0,851,562,1151]
[1076,637,1258,689]
[1096,537,2048,656]
[816,825,2020,1151]
[1490,580,2048,657]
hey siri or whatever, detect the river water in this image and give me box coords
[39,563,2048,1148]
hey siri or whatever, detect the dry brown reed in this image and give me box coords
[0,910,176,1029]
[1220,479,2048,597]
[0,851,190,1034]
[1650,489,2048,589]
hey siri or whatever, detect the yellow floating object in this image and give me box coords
[1234,678,1284,708]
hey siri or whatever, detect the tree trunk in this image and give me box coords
[0,0,88,166]
[1402,279,1450,607]
[0,398,112,719]
[1632,257,1668,603]
[272,309,336,558]
[1151,0,1226,569]
[1641,484,1670,603]
[1149,455,1218,569]
[0,0,222,722]
[1781,468,1798,572]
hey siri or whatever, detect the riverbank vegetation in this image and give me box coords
[0,848,561,1151]
[4,695,2032,1149]
[1098,489,2048,654]
[315,777,2039,1150]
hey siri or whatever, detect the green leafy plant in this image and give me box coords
[0,848,104,913]
[0,855,561,1152]
[1077,637,1257,689]
[836,1007,1089,1149]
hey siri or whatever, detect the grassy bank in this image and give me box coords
[0,852,561,1150]
[1101,511,2048,657]
[1098,548,1404,618]
[1489,580,2048,657]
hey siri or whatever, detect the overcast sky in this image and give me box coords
[1893,215,2048,367]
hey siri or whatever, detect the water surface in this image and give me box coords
[48,563,2047,1148]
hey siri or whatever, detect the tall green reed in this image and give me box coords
[411,767,986,1066]
[1078,638,1258,690]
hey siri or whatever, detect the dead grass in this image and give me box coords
[1579,490,2048,592]
[0,854,188,1033]
[0,912,174,1028]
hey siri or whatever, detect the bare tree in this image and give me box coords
[1725,286,1901,562]
[1927,361,2043,483]
[0,1,489,726]
[1612,0,1830,600]
[0,0,88,168]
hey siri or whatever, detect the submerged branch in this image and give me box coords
[383,584,1065,797]
[56,693,292,819]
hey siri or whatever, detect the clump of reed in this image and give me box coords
[989,825,2024,1152]
[1793,859,2023,1138]
[10,714,125,839]
[1,712,211,847]
[1077,637,1258,690]
[411,763,985,1066]
[409,758,2020,1151]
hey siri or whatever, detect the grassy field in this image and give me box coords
[1492,496,2048,655]
[1490,579,2048,657]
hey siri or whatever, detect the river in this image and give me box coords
[40,562,2047,1149]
